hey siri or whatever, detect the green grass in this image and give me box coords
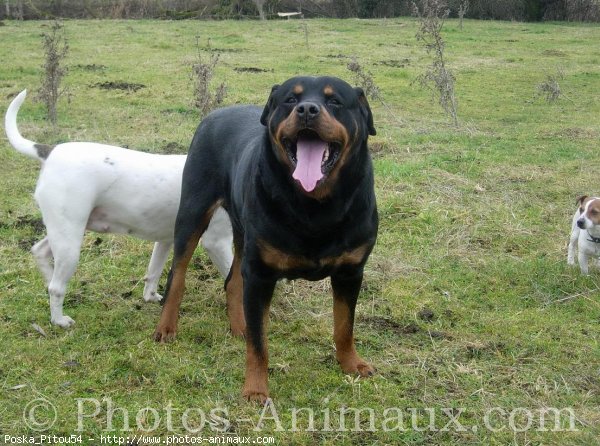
[1,17,600,445]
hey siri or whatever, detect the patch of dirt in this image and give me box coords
[428,330,453,340]
[465,341,507,359]
[162,141,187,154]
[14,216,45,233]
[233,67,272,73]
[360,315,421,335]
[17,237,38,251]
[542,49,568,57]
[325,53,350,59]
[377,58,410,68]
[92,81,146,92]
[418,307,436,322]
[74,63,107,72]
[199,46,243,53]
[191,257,219,280]
[542,127,599,139]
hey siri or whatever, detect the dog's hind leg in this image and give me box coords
[46,228,84,328]
[225,241,245,337]
[153,198,223,342]
[201,207,233,278]
[32,236,54,285]
[143,241,172,303]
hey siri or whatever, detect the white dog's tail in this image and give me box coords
[5,90,51,161]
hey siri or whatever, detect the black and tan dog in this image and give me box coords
[154,76,378,402]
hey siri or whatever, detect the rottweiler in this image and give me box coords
[153,76,378,402]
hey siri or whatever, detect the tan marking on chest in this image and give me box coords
[258,240,370,271]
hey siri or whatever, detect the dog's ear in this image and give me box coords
[354,87,376,136]
[260,84,280,126]
[577,195,589,206]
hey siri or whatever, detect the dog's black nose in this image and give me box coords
[296,102,320,122]
[577,219,585,229]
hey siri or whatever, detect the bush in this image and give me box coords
[1,0,599,21]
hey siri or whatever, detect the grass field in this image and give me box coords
[1,17,599,445]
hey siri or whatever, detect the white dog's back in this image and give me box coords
[38,143,185,241]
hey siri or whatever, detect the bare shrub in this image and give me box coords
[346,57,382,101]
[191,37,227,118]
[412,0,458,126]
[252,0,266,19]
[37,21,69,127]
[458,0,469,29]
[346,56,404,126]
[536,68,567,103]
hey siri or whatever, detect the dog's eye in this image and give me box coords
[285,97,298,104]
[327,98,341,107]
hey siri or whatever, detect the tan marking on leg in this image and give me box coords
[153,235,198,342]
[242,338,270,404]
[333,295,375,377]
[242,307,271,403]
[226,249,245,337]
[153,201,223,342]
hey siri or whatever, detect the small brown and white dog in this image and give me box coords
[5,90,233,328]
[567,195,600,274]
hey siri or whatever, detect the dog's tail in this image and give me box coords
[5,90,50,161]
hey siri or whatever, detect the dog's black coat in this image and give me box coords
[157,76,378,399]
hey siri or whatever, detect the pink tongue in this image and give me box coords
[292,136,327,192]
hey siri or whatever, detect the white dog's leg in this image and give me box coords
[201,207,233,278]
[143,241,172,302]
[578,250,590,275]
[47,236,82,328]
[31,236,54,285]
[567,231,579,266]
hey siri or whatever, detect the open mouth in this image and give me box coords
[283,130,341,192]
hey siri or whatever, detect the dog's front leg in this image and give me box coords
[241,271,276,403]
[331,270,375,377]
[567,229,578,266]
[578,250,590,275]
[143,241,172,302]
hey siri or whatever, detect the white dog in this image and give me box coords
[567,195,600,274]
[5,90,233,328]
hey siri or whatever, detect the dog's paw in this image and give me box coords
[153,325,176,343]
[52,315,75,329]
[143,291,163,303]
[356,361,377,378]
[230,322,246,338]
[340,357,376,378]
[242,388,270,405]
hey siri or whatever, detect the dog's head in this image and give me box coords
[260,76,376,197]
[576,195,600,229]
